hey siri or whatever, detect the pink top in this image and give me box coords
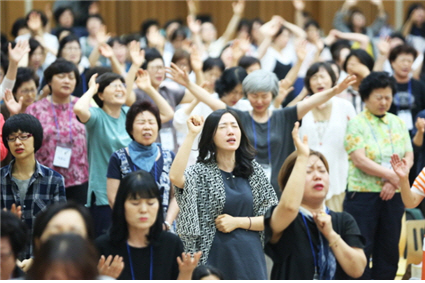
[26,96,88,187]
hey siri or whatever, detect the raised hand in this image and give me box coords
[390,154,409,180]
[334,75,357,94]
[27,11,43,35]
[88,73,99,93]
[292,121,309,158]
[3,89,23,116]
[129,41,145,66]
[135,69,152,91]
[190,46,203,73]
[377,36,391,57]
[275,78,294,106]
[370,0,382,6]
[97,255,124,279]
[186,0,198,16]
[187,15,201,35]
[187,114,204,135]
[98,43,114,58]
[8,41,30,64]
[415,117,425,134]
[166,63,190,87]
[215,214,239,233]
[345,0,358,8]
[232,0,245,16]
[177,251,202,275]
[295,40,308,62]
[293,0,305,11]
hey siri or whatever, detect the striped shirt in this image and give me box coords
[412,167,425,197]
[1,160,66,258]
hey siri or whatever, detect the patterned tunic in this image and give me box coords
[175,160,278,264]
[344,109,413,192]
[26,96,88,188]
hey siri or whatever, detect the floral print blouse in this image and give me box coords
[344,109,413,193]
[26,96,88,187]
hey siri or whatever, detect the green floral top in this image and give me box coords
[344,109,413,192]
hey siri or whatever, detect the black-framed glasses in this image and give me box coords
[6,133,33,142]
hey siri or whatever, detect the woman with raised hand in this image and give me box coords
[169,110,278,280]
[265,122,366,280]
[298,62,357,211]
[167,63,356,196]
[96,170,201,280]
[391,154,425,209]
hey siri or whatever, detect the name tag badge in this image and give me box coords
[260,163,272,182]
[159,128,175,151]
[53,143,72,168]
[398,110,413,130]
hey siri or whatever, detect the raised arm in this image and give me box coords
[134,69,174,123]
[74,74,99,123]
[278,16,307,39]
[269,122,309,243]
[169,115,204,188]
[124,41,145,106]
[98,43,125,76]
[333,0,356,33]
[257,17,282,60]
[293,0,306,28]
[373,36,391,71]
[331,29,370,50]
[1,41,30,100]
[283,40,307,85]
[413,117,425,147]
[166,63,226,111]
[391,154,424,208]
[297,74,357,119]
[220,0,245,43]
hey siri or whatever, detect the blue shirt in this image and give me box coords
[1,160,66,258]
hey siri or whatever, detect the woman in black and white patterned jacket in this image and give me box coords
[169,109,278,280]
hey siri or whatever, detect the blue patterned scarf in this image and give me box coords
[128,141,158,172]
[299,206,337,280]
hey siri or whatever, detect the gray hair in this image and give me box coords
[242,69,279,98]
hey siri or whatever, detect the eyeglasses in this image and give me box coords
[18,88,37,95]
[108,83,126,90]
[6,133,33,142]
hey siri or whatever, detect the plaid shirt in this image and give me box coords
[1,160,66,258]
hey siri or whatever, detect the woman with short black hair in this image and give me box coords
[1,113,66,258]
[170,110,278,279]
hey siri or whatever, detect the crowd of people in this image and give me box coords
[1,0,425,280]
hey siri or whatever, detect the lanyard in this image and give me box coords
[50,97,73,142]
[395,80,412,112]
[133,162,157,181]
[301,214,319,280]
[365,116,394,161]
[126,243,153,280]
[251,115,272,164]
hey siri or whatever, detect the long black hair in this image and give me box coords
[110,170,164,245]
[197,109,255,179]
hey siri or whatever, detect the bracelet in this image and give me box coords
[329,235,341,248]
[247,217,252,231]
[164,221,171,231]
